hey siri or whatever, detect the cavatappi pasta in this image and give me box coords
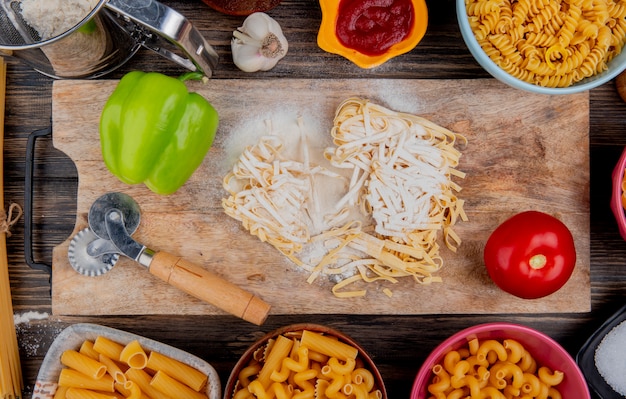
[231,330,383,399]
[223,98,468,298]
[427,337,564,399]
[466,0,626,88]
[52,337,210,399]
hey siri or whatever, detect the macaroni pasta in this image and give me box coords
[427,337,564,399]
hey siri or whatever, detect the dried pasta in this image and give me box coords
[0,57,23,399]
[223,98,468,297]
[52,336,210,399]
[230,330,383,399]
[427,337,564,399]
[466,0,626,87]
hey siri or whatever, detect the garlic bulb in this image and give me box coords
[231,12,288,72]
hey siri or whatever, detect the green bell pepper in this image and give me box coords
[100,71,219,195]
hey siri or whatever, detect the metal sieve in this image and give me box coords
[0,0,218,79]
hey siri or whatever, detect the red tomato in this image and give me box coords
[483,211,576,299]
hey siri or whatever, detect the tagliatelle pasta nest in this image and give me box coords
[222,97,468,298]
[467,0,626,88]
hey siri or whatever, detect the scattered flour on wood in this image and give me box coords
[14,311,49,325]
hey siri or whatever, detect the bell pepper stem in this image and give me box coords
[178,71,208,83]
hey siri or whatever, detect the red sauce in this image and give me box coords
[335,0,414,56]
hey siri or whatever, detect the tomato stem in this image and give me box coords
[529,254,547,270]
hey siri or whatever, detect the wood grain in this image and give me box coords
[50,78,591,316]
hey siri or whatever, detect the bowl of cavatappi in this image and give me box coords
[457,0,626,94]
[410,322,590,399]
[224,324,387,399]
[32,323,221,399]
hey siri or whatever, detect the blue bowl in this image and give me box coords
[456,0,626,94]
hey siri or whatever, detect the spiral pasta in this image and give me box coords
[466,0,626,87]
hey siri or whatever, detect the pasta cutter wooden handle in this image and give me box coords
[149,251,271,325]
[84,192,271,325]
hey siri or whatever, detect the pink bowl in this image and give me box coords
[410,322,590,399]
[611,147,626,241]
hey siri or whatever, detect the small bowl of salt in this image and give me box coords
[577,304,626,398]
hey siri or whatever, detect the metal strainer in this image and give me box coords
[0,0,218,79]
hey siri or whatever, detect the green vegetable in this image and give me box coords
[100,71,219,195]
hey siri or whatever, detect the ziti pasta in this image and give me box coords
[230,329,383,399]
[50,337,210,399]
[223,98,467,298]
[427,337,564,399]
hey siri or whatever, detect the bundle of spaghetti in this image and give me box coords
[0,57,23,399]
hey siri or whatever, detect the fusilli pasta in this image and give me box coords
[466,0,626,87]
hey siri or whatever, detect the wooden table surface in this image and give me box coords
[4,0,626,398]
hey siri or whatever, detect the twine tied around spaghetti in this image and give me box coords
[1,203,22,237]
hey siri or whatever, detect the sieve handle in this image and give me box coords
[104,0,219,77]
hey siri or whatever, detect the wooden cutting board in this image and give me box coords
[50,78,591,316]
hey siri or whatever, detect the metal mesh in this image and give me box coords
[0,0,42,47]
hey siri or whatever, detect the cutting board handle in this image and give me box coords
[149,251,271,325]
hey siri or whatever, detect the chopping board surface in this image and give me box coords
[51,78,590,316]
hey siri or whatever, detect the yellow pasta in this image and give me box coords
[150,370,207,399]
[0,55,22,399]
[256,335,294,389]
[537,366,565,386]
[426,337,564,399]
[466,0,626,87]
[78,341,100,361]
[58,369,115,392]
[146,351,208,392]
[56,337,210,399]
[98,354,126,384]
[60,350,107,380]
[230,330,382,399]
[300,330,358,361]
[124,368,171,399]
[92,337,124,362]
[53,385,69,399]
[119,340,148,369]
[64,387,118,399]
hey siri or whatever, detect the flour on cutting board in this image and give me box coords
[50,78,592,315]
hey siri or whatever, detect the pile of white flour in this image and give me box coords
[20,0,99,39]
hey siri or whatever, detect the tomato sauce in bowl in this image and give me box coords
[335,0,414,56]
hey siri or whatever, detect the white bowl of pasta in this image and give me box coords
[224,324,387,399]
[410,322,590,399]
[32,323,221,399]
[457,0,626,94]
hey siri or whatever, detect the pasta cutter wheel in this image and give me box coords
[67,192,140,276]
[66,191,271,325]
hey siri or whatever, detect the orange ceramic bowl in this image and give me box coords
[317,0,428,68]
[224,324,387,399]
[410,323,590,399]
